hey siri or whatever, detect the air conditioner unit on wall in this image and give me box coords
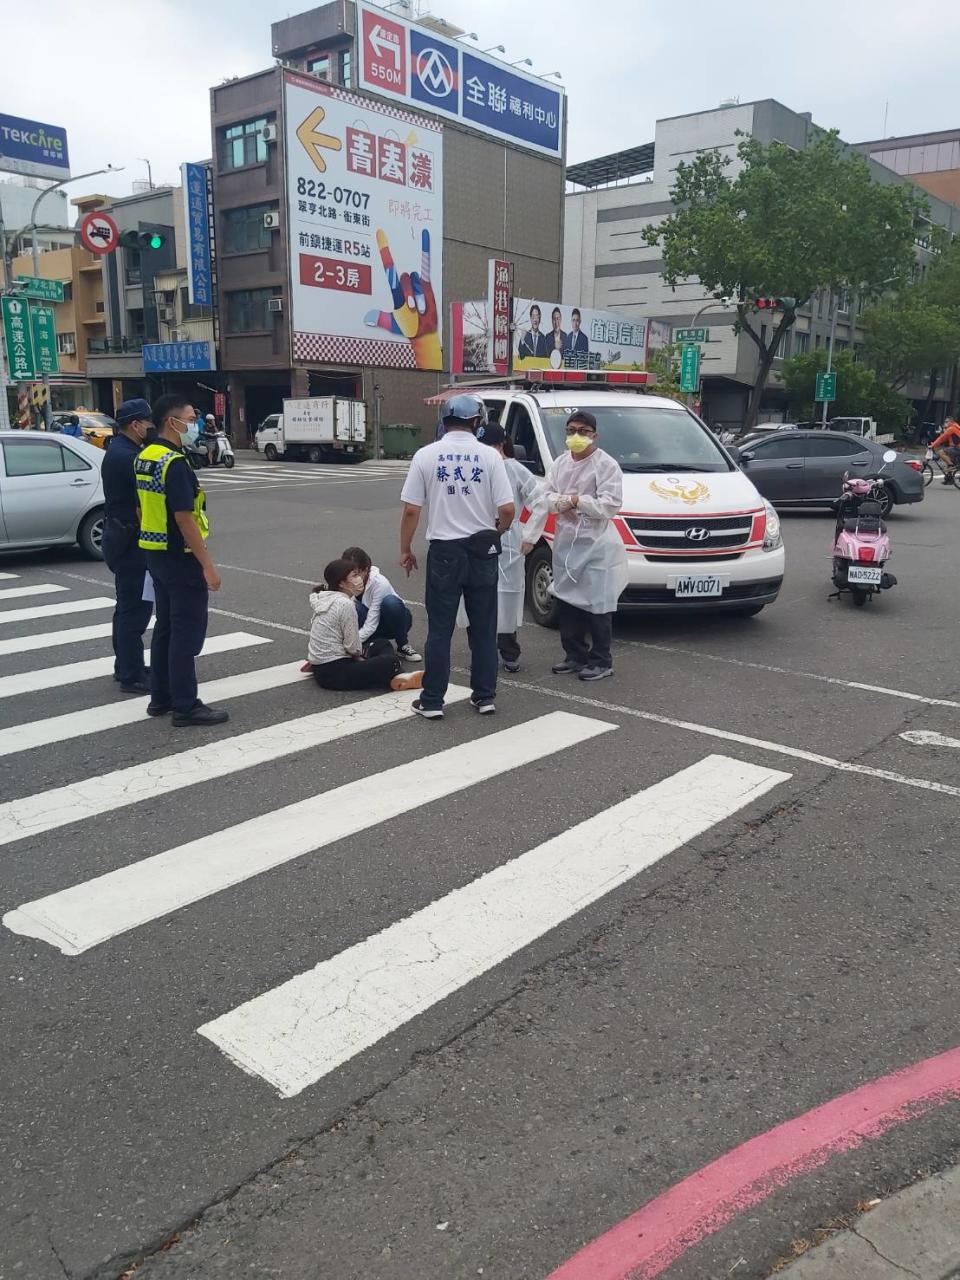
[261,124,278,143]
[267,297,283,313]
[61,339,76,355]
[263,211,281,230]
[160,307,175,321]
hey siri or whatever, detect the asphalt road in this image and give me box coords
[3,457,960,1280]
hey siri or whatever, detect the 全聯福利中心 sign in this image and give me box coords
[816,370,837,402]
[14,276,65,303]
[2,296,37,380]
[142,341,215,373]
[180,162,213,306]
[356,1,563,159]
[0,113,69,181]
[284,73,444,370]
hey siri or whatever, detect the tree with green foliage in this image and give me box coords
[635,342,685,401]
[642,131,923,429]
[780,348,908,433]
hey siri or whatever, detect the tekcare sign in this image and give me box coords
[356,1,563,158]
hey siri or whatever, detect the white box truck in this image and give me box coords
[255,397,368,463]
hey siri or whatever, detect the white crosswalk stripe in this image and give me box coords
[0,576,793,1109]
[0,570,20,579]
[201,462,403,491]
[0,630,266,700]
[0,583,68,602]
[200,755,790,1097]
[0,597,114,626]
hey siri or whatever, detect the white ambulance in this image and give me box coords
[466,372,785,627]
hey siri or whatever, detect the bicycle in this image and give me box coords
[920,448,960,488]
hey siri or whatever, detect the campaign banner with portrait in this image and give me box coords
[449,297,648,375]
[284,72,444,370]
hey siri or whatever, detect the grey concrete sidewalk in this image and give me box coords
[776,1165,960,1277]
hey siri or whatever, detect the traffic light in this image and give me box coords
[751,296,797,312]
[119,228,166,252]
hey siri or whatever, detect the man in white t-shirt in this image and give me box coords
[400,394,515,720]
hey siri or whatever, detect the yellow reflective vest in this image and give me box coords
[135,442,209,552]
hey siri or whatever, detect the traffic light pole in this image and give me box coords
[821,293,840,429]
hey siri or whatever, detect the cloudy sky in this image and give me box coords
[5,0,959,201]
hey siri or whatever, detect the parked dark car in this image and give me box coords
[736,431,924,516]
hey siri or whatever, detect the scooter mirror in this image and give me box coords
[882,449,897,463]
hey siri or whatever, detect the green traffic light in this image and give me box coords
[147,233,163,250]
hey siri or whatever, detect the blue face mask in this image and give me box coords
[173,416,200,448]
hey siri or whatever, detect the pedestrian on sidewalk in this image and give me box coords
[102,398,154,694]
[399,394,515,719]
[307,559,423,693]
[522,410,627,682]
[341,546,422,662]
[135,394,229,727]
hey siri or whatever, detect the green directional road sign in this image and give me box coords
[816,370,837,402]
[679,343,700,393]
[675,327,708,343]
[14,275,65,303]
[31,306,59,375]
[1,295,36,380]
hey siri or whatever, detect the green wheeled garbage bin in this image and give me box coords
[380,423,420,459]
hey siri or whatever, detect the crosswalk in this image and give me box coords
[201,459,405,492]
[0,567,791,1106]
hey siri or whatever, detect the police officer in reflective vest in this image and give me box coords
[135,394,228,727]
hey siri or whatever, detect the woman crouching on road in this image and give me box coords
[306,559,423,693]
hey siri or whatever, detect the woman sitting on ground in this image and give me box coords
[307,558,423,693]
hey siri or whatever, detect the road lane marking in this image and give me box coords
[0,619,153,659]
[0,584,68,602]
[901,730,960,748]
[0,631,266,701]
[547,1042,960,1280]
[199,754,787,1097]
[4,709,603,956]
[0,661,302,759]
[0,571,19,579]
[506,678,960,800]
[0,685,475,849]
[0,597,114,626]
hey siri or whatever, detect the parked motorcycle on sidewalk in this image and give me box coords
[829,450,899,608]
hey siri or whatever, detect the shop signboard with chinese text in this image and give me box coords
[0,113,69,181]
[1,297,36,380]
[284,73,444,370]
[180,162,213,306]
[487,259,512,374]
[142,341,215,373]
[31,307,59,375]
[357,2,563,159]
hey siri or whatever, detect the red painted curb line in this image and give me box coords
[546,1044,960,1280]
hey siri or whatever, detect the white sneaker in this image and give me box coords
[397,643,423,662]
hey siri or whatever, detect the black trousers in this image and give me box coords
[313,639,400,691]
[558,600,613,669]
[103,524,152,684]
[146,553,209,711]
[497,630,521,662]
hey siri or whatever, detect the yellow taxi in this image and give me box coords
[54,410,118,450]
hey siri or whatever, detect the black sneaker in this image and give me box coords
[146,701,172,717]
[412,699,443,720]
[551,660,585,675]
[470,697,496,715]
[578,665,613,682]
[171,702,230,727]
[120,679,151,695]
[501,659,521,673]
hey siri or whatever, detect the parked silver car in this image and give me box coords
[0,431,106,559]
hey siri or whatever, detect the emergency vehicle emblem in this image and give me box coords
[648,477,711,505]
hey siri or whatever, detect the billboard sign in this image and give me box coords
[284,73,444,370]
[181,162,213,306]
[357,1,563,158]
[0,113,69,181]
[142,340,215,372]
[451,297,648,375]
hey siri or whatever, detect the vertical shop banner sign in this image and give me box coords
[284,74,444,370]
[181,162,213,306]
[2,297,36,380]
[487,259,513,374]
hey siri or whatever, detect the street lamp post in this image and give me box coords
[25,165,122,426]
[821,291,841,428]
[684,297,731,412]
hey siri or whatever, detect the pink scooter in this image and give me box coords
[829,452,899,607]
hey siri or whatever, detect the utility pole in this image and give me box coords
[139,158,154,190]
[821,291,840,428]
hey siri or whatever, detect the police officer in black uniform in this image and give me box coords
[102,398,154,694]
[136,393,228,727]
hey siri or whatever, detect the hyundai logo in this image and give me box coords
[684,527,710,542]
[415,48,455,97]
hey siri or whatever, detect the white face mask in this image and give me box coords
[346,573,365,595]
